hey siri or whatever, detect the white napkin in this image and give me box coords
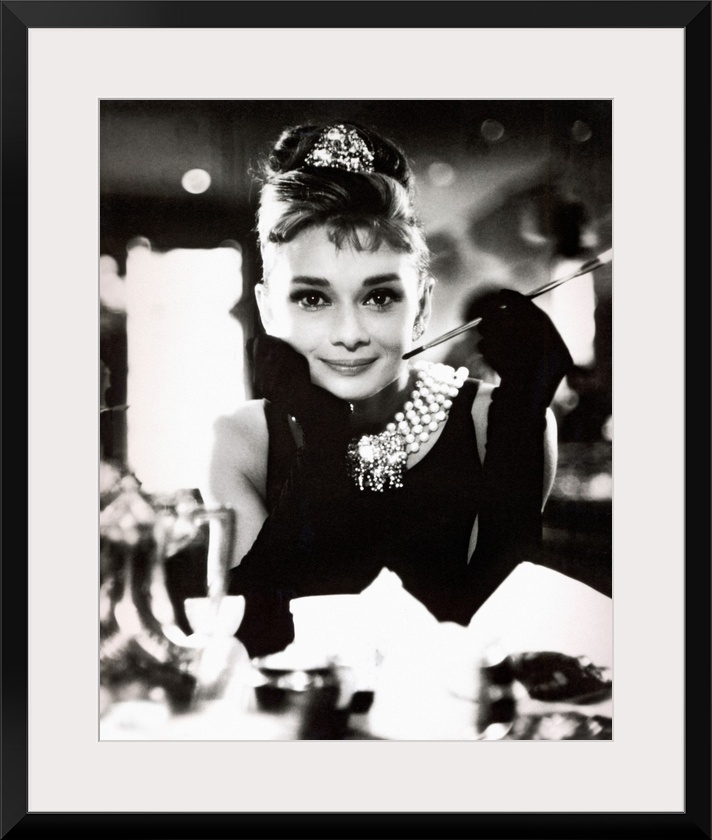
[463,561,612,667]
[364,563,612,740]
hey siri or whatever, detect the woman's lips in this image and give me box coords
[318,358,378,376]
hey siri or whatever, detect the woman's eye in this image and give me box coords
[364,289,401,308]
[291,291,330,310]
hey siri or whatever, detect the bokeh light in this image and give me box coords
[480,119,505,142]
[427,161,456,187]
[181,168,211,194]
[571,120,593,143]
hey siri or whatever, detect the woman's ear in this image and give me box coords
[254,282,272,331]
[413,277,435,342]
[418,276,435,331]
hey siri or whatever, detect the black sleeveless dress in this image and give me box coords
[263,379,488,625]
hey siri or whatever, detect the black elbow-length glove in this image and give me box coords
[228,335,355,658]
[466,289,574,608]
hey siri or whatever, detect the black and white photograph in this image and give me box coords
[98,99,614,742]
[14,3,705,831]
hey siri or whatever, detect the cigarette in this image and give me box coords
[403,249,612,360]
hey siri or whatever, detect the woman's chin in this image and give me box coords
[318,373,407,409]
[318,380,375,403]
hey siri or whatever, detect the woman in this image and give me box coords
[209,122,572,658]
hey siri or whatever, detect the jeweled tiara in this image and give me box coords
[303,124,375,173]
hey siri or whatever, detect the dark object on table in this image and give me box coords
[510,651,612,704]
[505,712,612,740]
[253,665,351,739]
[349,689,375,714]
[476,648,517,739]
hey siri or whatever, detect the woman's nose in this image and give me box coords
[329,306,370,350]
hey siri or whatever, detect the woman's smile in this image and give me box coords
[317,356,379,376]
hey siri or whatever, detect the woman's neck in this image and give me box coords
[348,366,415,437]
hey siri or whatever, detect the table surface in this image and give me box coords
[101,563,612,741]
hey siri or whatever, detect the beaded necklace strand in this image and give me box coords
[346,361,469,491]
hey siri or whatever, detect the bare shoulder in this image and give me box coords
[211,400,269,488]
[208,401,271,558]
[470,379,495,463]
[213,399,268,442]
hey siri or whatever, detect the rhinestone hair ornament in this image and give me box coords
[304,124,375,173]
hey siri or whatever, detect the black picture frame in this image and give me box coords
[6,1,709,837]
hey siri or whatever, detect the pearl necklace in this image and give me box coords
[346,361,470,492]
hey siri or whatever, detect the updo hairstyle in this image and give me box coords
[256,122,430,282]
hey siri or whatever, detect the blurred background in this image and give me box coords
[100,99,612,597]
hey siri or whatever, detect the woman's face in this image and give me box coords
[256,225,432,402]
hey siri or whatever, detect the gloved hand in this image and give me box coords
[473,289,573,412]
[229,335,356,658]
[248,334,353,453]
[464,291,573,613]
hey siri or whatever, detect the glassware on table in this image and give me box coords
[474,646,517,740]
[441,631,516,741]
[99,475,241,731]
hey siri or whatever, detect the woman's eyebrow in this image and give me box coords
[362,273,402,287]
[290,276,330,287]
